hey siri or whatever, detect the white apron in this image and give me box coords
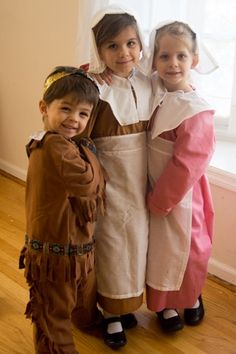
[146,88,214,291]
[94,132,149,298]
[147,135,192,290]
[87,5,153,300]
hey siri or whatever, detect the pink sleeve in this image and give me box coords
[148,111,215,216]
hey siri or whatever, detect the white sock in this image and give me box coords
[107,321,123,334]
[103,311,123,334]
[191,299,200,309]
[163,309,178,319]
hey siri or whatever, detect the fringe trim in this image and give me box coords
[19,246,94,282]
[75,192,106,226]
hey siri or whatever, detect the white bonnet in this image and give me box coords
[89,3,151,75]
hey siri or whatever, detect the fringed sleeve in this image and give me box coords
[67,138,106,226]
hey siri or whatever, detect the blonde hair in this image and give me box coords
[154,21,198,56]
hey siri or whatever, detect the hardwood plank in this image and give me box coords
[0,273,33,354]
[1,172,236,354]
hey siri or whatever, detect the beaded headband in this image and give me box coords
[43,71,70,94]
[43,69,99,95]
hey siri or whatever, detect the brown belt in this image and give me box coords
[25,234,94,256]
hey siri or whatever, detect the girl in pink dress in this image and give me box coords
[146,21,216,332]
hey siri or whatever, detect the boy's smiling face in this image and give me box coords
[39,94,93,138]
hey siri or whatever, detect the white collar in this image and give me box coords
[97,70,152,125]
[29,130,47,141]
[151,76,214,139]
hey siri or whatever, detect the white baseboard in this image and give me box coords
[207,166,236,192]
[0,159,26,181]
[208,257,236,286]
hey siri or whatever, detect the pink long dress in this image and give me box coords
[146,87,215,311]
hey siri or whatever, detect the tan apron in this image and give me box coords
[147,134,192,290]
[94,132,149,298]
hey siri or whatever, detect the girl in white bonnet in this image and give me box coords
[82,4,153,349]
[146,20,216,332]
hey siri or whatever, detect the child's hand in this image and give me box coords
[89,68,113,86]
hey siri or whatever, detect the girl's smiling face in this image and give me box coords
[153,33,198,92]
[39,93,93,138]
[98,25,141,78]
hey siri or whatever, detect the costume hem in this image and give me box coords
[146,280,181,291]
[97,288,144,299]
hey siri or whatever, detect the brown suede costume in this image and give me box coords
[19,132,105,354]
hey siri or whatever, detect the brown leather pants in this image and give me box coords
[26,254,99,354]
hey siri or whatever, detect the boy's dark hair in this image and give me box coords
[43,66,99,109]
[92,13,141,49]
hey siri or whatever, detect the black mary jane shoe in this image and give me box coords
[121,313,138,329]
[184,295,205,326]
[157,309,184,333]
[103,317,127,349]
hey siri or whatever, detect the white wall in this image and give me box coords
[0,0,79,179]
[208,183,236,285]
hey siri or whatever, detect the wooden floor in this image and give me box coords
[0,172,236,354]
